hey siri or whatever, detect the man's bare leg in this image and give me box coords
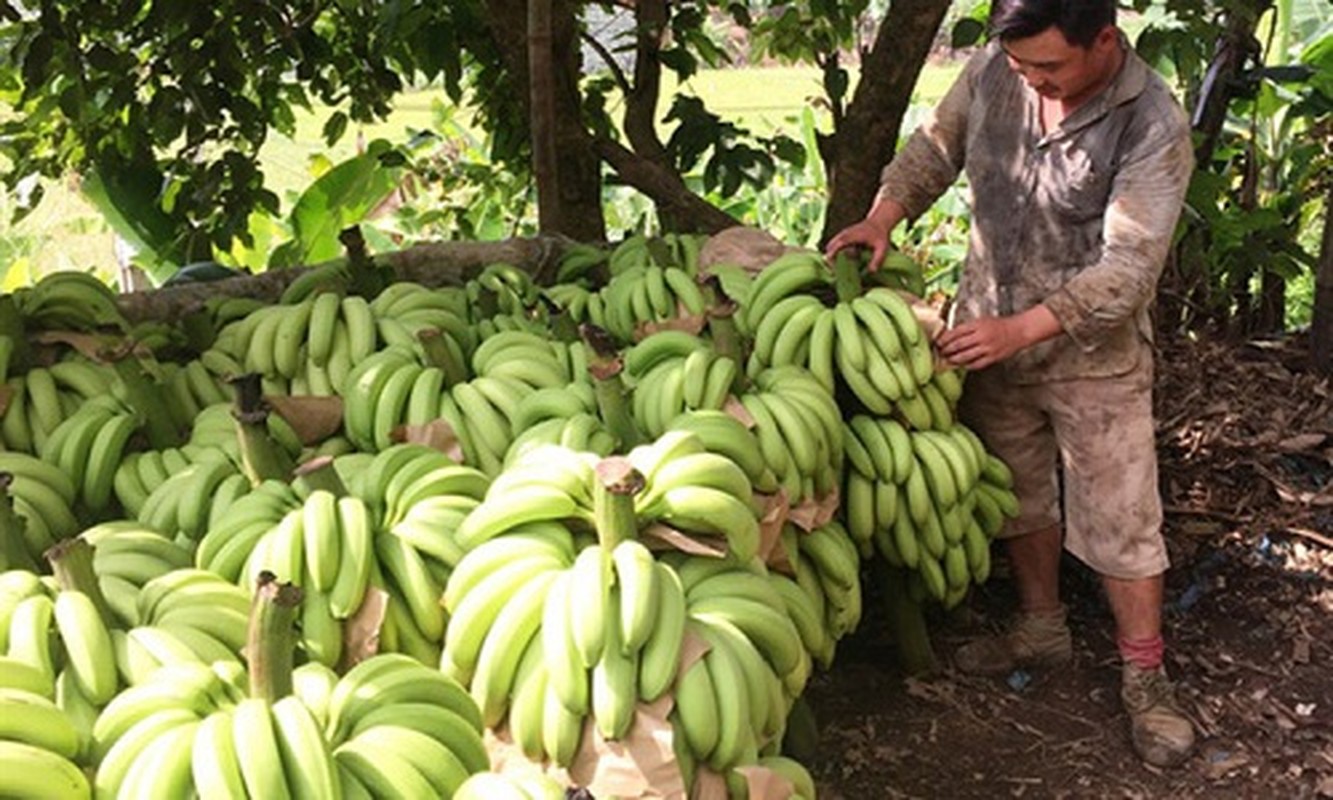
[1103,571,1195,767]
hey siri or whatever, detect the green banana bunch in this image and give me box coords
[453,444,598,550]
[0,726,92,799]
[598,264,710,344]
[14,269,128,332]
[193,480,302,584]
[0,451,82,562]
[737,366,845,506]
[661,556,815,772]
[339,345,425,453]
[465,262,541,320]
[328,653,486,795]
[370,281,476,356]
[831,288,954,429]
[135,569,250,662]
[663,232,709,277]
[625,331,741,440]
[629,431,762,562]
[471,330,573,390]
[134,456,243,542]
[554,241,611,284]
[842,415,1019,608]
[89,661,235,796]
[665,409,779,494]
[606,232,654,276]
[738,250,833,336]
[797,521,864,643]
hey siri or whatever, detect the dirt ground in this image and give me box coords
[803,338,1333,798]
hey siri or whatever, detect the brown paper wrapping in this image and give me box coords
[338,587,388,671]
[31,330,124,361]
[735,764,798,800]
[755,492,791,569]
[635,312,709,342]
[786,486,839,532]
[265,395,344,445]
[489,695,689,799]
[642,523,728,558]
[398,418,465,463]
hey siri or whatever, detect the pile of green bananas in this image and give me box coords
[0,238,1038,798]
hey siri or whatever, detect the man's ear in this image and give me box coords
[1094,25,1119,51]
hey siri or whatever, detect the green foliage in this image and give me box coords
[0,0,478,271]
[663,96,806,199]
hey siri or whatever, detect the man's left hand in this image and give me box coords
[935,305,1063,369]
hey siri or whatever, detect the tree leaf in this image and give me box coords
[951,19,985,49]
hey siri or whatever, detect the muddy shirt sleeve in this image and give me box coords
[1041,110,1193,350]
[875,52,986,221]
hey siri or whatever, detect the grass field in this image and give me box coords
[1,61,964,284]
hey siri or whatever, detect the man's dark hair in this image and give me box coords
[989,0,1116,48]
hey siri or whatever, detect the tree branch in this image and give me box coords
[580,30,631,95]
[593,137,737,234]
[818,0,951,242]
[625,0,670,166]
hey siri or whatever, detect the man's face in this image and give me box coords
[1001,25,1119,103]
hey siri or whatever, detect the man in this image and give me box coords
[825,0,1196,768]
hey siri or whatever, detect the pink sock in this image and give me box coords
[1118,634,1164,670]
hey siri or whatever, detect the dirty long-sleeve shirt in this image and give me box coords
[877,39,1194,383]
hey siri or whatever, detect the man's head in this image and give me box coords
[989,0,1122,104]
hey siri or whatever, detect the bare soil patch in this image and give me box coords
[803,337,1333,798]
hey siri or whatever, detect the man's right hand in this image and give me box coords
[824,219,892,272]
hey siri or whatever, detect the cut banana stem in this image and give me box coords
[45,537,116,625]
[592,457,644,552]
[246,574,303,703]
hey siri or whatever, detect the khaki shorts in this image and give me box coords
[957,356,1168,580]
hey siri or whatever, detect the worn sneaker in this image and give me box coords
[1122,663,1195,767]
[953,609,1073,675]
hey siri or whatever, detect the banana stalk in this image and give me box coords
[112,355,183,449]
[417,329,468,386]
[706,305,745,369]
[832,250,864,304]
[583,325,640,449]
[877,562,938,675]
[592,457,643,553]
[547,303,580,343]
[45,537,116,624]
[232,374,295,486]
[246,573,303,703]
[0,477,38,572]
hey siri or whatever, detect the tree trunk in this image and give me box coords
[115,238,569,323]
[1258,271,1285,335]
[552,0,606,241]
[818,0,952,242]
[487,0,605,241]
[1309,185,1333,374]
[529,0,561,233]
